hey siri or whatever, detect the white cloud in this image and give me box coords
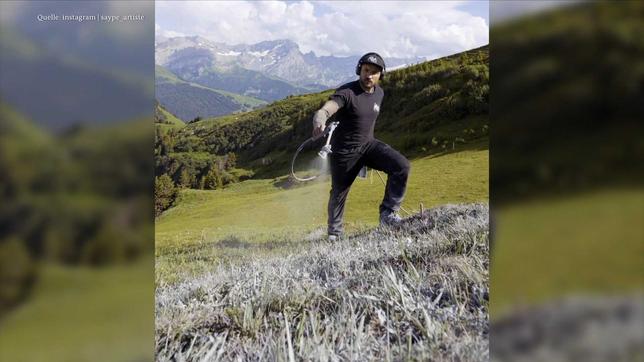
[156,0,489,58]
[160,29,187,38]
[257,1,286,24]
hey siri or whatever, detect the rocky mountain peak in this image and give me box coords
[156,36,418,89]
[252,39,298,52]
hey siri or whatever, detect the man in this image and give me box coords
[312,52,410,240]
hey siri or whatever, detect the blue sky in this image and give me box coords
[461,1,489,25]
[156,1,490,59]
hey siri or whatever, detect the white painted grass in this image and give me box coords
[156,203,489,361]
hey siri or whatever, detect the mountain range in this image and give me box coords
[155,36,422,121]
[156,36,421,88]
[155,64,266,122]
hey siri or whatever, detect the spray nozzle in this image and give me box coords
[318,144,332,159]
[318,121,339,160]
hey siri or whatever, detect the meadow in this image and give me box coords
[156,143,488,285]
[153,45,490,360]
[155,143,489,360]
[0,258,154,362]
[491,188,644,317]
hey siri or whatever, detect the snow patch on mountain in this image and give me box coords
[248,50,270,57]
[218,51,241,56]
[156,36,420,89]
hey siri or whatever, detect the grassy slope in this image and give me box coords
[156,64,266,109]
[156,144,488,282]
[191,90,330,129]
[156,65,267,120]
[490,2,643,201]
[0,105,155,360]
[0,258,154,362]
[153,48,490,359]
[156,204,489,361]
[0,102,53,167]
[488,2,644,318]
[491,188,644,317]
[156,103,185,127]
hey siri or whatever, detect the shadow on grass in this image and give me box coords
[217,235,304,251]
[158,234,308,260]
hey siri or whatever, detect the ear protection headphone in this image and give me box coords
[355,52,386,79]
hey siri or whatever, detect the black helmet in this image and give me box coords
[355,52,386,79]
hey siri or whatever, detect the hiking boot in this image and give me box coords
[380,211,403,227]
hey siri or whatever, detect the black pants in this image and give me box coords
[328,139,410,236]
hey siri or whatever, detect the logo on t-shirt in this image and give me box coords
[373,103,380,113]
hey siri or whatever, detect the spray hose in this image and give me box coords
[290,122,339,182]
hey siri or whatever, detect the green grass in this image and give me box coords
[0,257,154,362]
[157,146,488,246]
[156,145,488,283]
[491,188,644,317]
[214,88,267,110]
[156,104,185,128]
[193,91,331,129]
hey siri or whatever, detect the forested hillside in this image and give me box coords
[0,104,153,315]
[156,65,266,122]
[154,101,185,128]
[490,1,643,202]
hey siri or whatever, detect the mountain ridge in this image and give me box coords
[155,36,425,120]
[156,36,422,89]
[156,64,266,121]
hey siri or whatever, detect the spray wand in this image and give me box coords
[317,121,338,160]
[291,121,339,182]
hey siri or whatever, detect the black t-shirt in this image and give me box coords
[329,80,384,150]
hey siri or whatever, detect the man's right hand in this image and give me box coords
[312,100,340,139]
[312,124,326,139]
